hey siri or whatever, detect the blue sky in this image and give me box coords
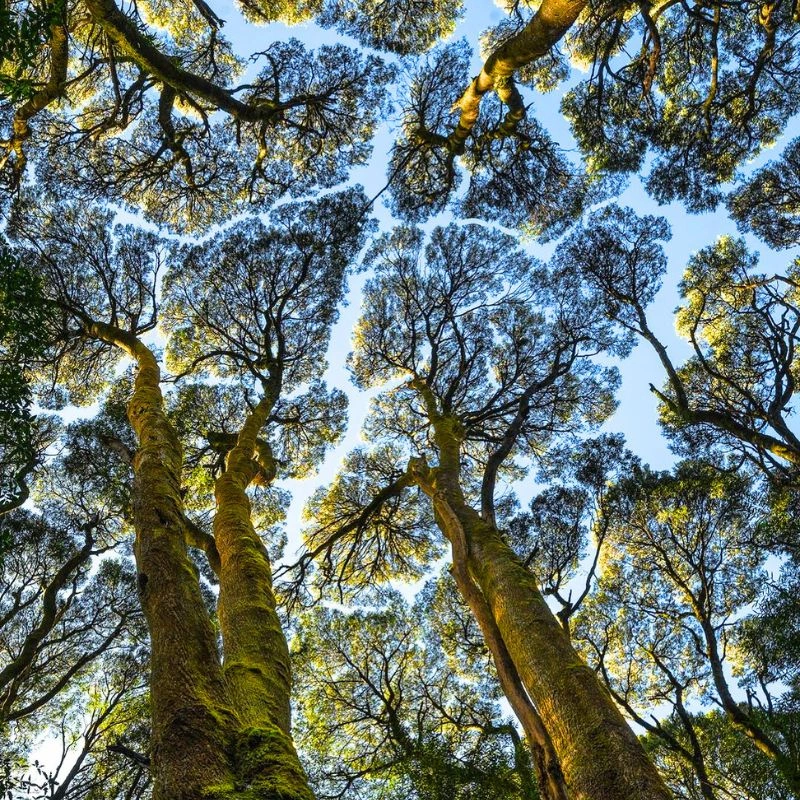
[53,0,800,563]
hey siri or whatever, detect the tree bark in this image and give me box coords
[101,325,239,799]
[449,0,587,150]
[409,413,672,800]
[444,507,569,800]
[213,395,314,799]
[459,500,669,800]
[87,324,313,799]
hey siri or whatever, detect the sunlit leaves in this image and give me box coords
[728,137,800,249]
[0,505,142,727]
[165,188,371,391]
[645,708,799,800]
[301,445,439,597]
[554,204,671,338]
[669,239,800,473]
[235,0,322,24]
[573,461,799,790]
[294,589,533,800]
[270,382,349,480]
[161,190,372,532]
[0,0,62,101]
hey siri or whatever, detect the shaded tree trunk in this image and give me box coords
[445,511,569,800]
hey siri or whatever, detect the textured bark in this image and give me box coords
[86,324,312,800]
[443,506,568,800]
[213,394,314,798]
[89,324,239,799]
[410,414,672,800]
[463,514,671,800]
[82,0,257,119]
[449,0,587,150]
[83,0,311,125]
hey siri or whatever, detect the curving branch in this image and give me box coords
[1,13,68,182]
[0,521,95,709]
[447,0,587,152]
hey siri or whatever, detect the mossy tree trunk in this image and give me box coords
[88,324,313,800]
[91,323,239,798]
[213,392,313,798]
[411,415,672,800]
[443,504,568,800]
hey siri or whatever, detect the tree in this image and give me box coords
[0,0,472,230]
[574,460,800,795]
[644,709,798,800]
[289,222,671,800]
[0,240,49,518]
[389,0,800,226]
[1,389,151,800]
[9,188,369,799]
[5,0,799,234]
[563,205,800,484]
[728,136,800,250]
[294,586,539,800]
[501,433,639,638]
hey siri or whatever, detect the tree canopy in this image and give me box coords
[2,1,800,799]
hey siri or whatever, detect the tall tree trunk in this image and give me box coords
[410,432,671,800]
[89,325,313,799]
[99,326,239,799]
[460,508,671,800]
[213,395,314,799]
[445,512,569,800]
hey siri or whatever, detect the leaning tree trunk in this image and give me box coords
[93,324,239,799]
[445,512,569,800]
[411,432,671,800]
[213,395,314,799]
[460,507,671,800]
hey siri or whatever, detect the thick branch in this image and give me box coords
[83,0,260,119]
[448,0,586,150]
[2,15,68,179]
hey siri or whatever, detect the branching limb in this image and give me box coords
[448,0,587,151]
